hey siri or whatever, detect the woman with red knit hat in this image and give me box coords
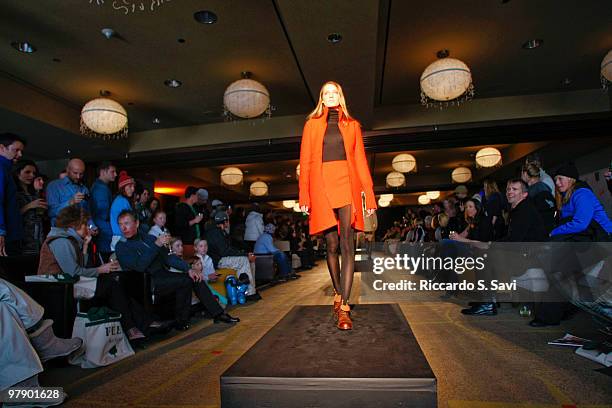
[110,171,135,250]
[298,81,376,330]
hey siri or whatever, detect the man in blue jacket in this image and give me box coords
[90,162,117,261]
[115,210,238,331]
[0,133,26,256]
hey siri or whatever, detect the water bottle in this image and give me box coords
[236,283,248,304]
[225,276,238,305]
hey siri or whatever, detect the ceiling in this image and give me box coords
[0,1,610,205]
[1,0,610,133]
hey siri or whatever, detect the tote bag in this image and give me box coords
[69,307,134,368]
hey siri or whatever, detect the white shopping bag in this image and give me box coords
[292,253,302,269]
[69,307,134,368]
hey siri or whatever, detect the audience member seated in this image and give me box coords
[445,198,493,306]
[531,163,612,327]
[166,237,234,315]
[115,211,237,331]
[254,223,298,281]
[38,205,158,341]
[1,278,82,404]
[149,210,168,238]
[205,210,258,298]
[194,239,219,282]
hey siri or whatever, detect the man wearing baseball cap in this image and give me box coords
[206,210,259,298]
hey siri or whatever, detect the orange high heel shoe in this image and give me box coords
[337,304,352,330]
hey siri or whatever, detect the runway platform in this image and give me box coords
[221,303,437,407]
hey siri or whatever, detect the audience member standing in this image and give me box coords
[90,162,117,261]
[135,184,152,234]
[230,206,247,250]
[525,154,555,194]
[244,203,264,251]
[110,171,135,250]
[13,160,46,256]
[0,133,25,256]
[174,186,203,252]
[47,158,93,227]
[194,188,210,231]
[483,179,506,240]
[522,162,556,233]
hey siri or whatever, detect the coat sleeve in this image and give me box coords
[353,123,377,210]
[551,189,595,236]
[298,121,311,208]
[48,239,99,278]
[115,239,160,272]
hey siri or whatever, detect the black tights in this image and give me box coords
[325,205,355,305]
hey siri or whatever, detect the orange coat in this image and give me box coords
[298,107,377,235]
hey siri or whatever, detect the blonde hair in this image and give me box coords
[555,177,576,209]
[306,81,354,122]
[194,238,207,247]
[437,213,449,228]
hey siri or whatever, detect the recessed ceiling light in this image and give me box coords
[164,79,182,88]
[194,10,217,24]
[101,28,116,39]
[327,33,342,44]
[11,41,36,53]
[522,39,543,49]
[152,117,161,124]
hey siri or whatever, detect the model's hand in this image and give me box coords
[366,208,376,216]
[300,205,309,214]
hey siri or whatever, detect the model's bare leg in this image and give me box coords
[337,205,355,304]
[325,228,341,295]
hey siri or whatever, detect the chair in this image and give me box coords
[254,254,276,283]
[1,255,77,338]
